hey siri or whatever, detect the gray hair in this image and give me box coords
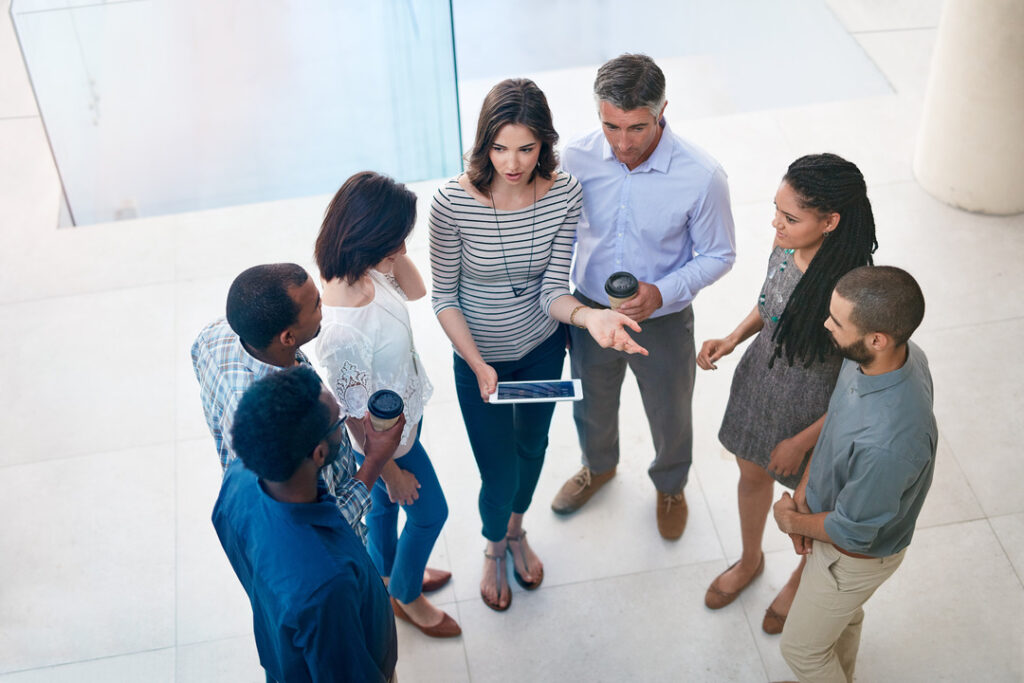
[593,53,666,119]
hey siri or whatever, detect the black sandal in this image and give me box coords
[506,530,544,590]
[481,550,511,611]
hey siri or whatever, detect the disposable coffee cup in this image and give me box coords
[604,272,639,310]
[367,390,404,432]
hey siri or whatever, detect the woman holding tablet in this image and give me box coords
[316,172,459,638]
[697,153,877,634]
[429,78,644,611]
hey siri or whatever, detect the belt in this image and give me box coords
[833,544,875,559]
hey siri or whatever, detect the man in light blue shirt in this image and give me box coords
[773,266,936,682]
[552,53,736,539]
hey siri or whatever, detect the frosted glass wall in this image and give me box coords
[11,0,462,225]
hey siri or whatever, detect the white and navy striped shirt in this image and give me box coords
[429,172,582,362]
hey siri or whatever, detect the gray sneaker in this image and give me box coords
[551,466,617,514]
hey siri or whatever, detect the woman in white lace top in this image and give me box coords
[314,172,459,638]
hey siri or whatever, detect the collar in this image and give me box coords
[851,344,916,397]
[601,118,674,174]
[232,327,309,375]
[257,475,347,530]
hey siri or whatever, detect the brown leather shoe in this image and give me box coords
[762,605,787,635]
[704,553,765,609]
[656,490,688,540]
[391,597,462,638]
[551,466,616,514]
[421,567,452,593]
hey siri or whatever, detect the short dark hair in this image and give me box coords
[835,266,925,346]
[466,78,558,193]
[226,263,309,349]
[315,172,417,284]
[593,53,666,118]
[230,365,331,482]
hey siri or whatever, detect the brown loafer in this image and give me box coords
[763,605,787,635]
[421,567,452,593]
[704,553,765,609]
[656,490,688,540]
[551,466,616,514]
[391,597,461,638]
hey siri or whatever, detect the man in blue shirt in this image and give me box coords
[553,53,737,539]
[773,266,936,682]
[213,366,403,682]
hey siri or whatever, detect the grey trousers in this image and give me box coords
[569,293,696,494]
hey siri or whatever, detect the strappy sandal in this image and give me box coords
[481,550,511,612]
[506,530,544,590]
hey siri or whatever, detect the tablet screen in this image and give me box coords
[496,381,576,400]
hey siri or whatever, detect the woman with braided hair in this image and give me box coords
[697,153,877,633]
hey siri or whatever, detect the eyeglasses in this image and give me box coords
[317,416,345,444]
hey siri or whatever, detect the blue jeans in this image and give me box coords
[454,329,567,542]
[355,423,448,604]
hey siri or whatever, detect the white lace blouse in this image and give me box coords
[315,269,433,448]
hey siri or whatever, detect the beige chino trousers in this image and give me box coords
[780,540,907,683]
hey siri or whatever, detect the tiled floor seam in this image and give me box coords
[850,27,940,35]
[446,555,732,605]
[987,514,1024,590]
[0,438,182,470]
[924,314,1024,335]
[0,645,176,678]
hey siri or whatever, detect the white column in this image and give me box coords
[913,0,1024,215]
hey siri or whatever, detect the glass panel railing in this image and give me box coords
[11,0,462,225]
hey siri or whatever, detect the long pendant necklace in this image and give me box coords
[488,181,536,297]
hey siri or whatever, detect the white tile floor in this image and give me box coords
[2,1,1023,681]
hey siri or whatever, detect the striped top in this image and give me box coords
[429,172,582,362]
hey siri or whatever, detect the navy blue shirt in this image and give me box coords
[213,459,397,682]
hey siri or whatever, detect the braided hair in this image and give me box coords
[770,153,878,368]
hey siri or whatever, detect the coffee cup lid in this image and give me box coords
[604,271,639,297]
[368,389,404,419]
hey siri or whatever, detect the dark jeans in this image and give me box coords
[454,329,567,542]
[354,421,448,604]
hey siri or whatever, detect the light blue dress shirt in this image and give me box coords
[562,120,736,317]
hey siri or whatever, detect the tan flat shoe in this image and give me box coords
[704,553,765,609]
[421,567,452,593]
[391,597,461,638]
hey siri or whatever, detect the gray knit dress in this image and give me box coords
[718,247,842,489]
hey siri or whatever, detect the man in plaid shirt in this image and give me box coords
[192,263,403,542]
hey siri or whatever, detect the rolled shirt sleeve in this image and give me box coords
[824,446,931,553]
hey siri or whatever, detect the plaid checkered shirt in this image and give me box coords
[191,318,369,542]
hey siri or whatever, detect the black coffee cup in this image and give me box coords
[367,389,403,431]
[604,272,639,310]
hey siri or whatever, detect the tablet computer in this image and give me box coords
[488,379,583,404]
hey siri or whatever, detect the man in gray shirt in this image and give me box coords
[772,266,936,683]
